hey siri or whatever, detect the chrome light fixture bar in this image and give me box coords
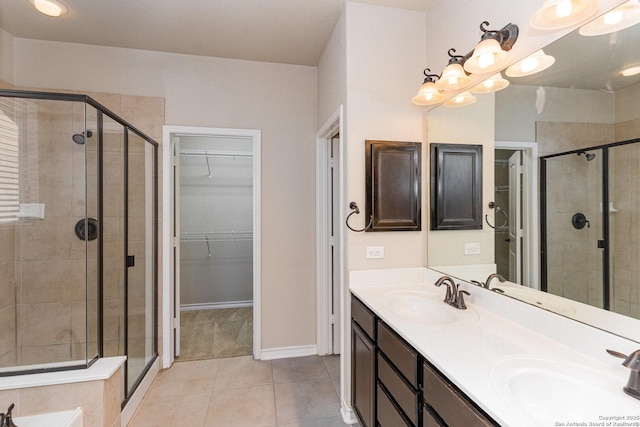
[464,21,519,74]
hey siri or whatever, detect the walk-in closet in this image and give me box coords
[176,134,254,360]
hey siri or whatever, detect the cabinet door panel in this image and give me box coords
[352,322,375,427]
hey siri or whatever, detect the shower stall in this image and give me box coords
[541,138,640,319]
[0,90,157,406]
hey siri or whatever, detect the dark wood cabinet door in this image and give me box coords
[365,140,421,231]
[430,143,483,230]
[352,321,376,427]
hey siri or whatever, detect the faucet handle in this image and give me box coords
[607,349,640,400]
[470,280,484,287]
[455,290,470,310]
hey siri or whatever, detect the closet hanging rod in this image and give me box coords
[180,231,253,242]
[179,149,253,158]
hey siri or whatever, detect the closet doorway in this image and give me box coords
[162,126,261,366]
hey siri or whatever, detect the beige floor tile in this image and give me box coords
[278,416,356,426]
[147,358,219,398]
[205,385,276,427]
[273,355,329,383]
[214,355,273,390]
[129,392,210,427]
[321,355,340,377]
[274,378,340,424]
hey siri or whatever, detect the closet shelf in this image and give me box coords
[180,231,253,242]
[179,149,253,158]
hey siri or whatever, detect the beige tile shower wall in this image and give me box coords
[16,98,92,365]
[609,143,640,319]
[537,121,614,307]
[0,225,17,367]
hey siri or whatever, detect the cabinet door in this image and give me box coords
[352,321,375,427]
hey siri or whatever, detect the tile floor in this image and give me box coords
[129,354,358,427]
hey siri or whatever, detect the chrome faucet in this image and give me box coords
[434,276,470,309]
[607,349,640,400]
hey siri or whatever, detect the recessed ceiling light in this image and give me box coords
[30,0,67,17]
[620,65,640,77]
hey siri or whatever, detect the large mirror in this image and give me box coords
[427,5,640,344]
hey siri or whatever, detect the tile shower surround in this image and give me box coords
[537,120,640,319]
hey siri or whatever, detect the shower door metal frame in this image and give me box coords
[540,137,640,310]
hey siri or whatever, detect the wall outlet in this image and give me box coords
[464,243,481,255]
[366,246,384,259]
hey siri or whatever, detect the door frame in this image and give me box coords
[315,106,344,355]
[162,125,262,368]
[495,141,539,289]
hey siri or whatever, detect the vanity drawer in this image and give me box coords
[352,296,376,340]
[377,321,419,387]
[377,384,412,427]
[423,405,445,427]
[423,361,497,427]
[377,353,419,425]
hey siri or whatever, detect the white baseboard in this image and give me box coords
[259,344,317,361]
[180,300,253,311]
[341,402,358,425]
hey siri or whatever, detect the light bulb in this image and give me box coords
[478,52,496,69]
[604,10,624,25]
[519,57,539,74]
[484,80,495,89]
[556,0,573,18]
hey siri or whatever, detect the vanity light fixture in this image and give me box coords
[443,91,476,108]
[470,72,510,94]
[412,69,445,106]
[530,0,599,30]
[30,0,67,17]
[463,21,519,74]
[620,65,640,76]
[505,49,556,77]
[435,49,472,91]
[579,0,640,36]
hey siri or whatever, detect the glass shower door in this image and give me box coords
[126,130,156,395]
[542,148,605,308]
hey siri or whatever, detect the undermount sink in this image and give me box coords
[490,355,638,425]
[385,290,478,325]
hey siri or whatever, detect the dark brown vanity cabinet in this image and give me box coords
[351,294,498,427]
[351,297,376,427]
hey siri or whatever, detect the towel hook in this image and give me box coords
[485,202,509,229]
[345,202,372,232]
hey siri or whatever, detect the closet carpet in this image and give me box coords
[179,307,253,360]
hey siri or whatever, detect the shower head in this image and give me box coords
[577,151,596,161]
[72,130,93,145]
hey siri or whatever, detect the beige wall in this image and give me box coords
[7,32,318,351]
[344,3,427,271]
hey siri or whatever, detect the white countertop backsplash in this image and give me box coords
[349,268,640,427]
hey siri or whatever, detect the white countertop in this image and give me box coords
[350,268,640,427]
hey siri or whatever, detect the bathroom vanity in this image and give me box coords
[350,268,640,427]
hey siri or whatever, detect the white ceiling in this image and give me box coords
[0,0,430,66]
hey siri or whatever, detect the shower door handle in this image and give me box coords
[597,240,605,249]
[126,255,135,267]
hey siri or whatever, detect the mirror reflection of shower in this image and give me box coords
[577,150,596,161]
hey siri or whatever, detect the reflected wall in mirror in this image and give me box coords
[427,7,640,344]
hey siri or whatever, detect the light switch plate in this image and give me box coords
[464,243,480,255]
[366,246,384,259]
